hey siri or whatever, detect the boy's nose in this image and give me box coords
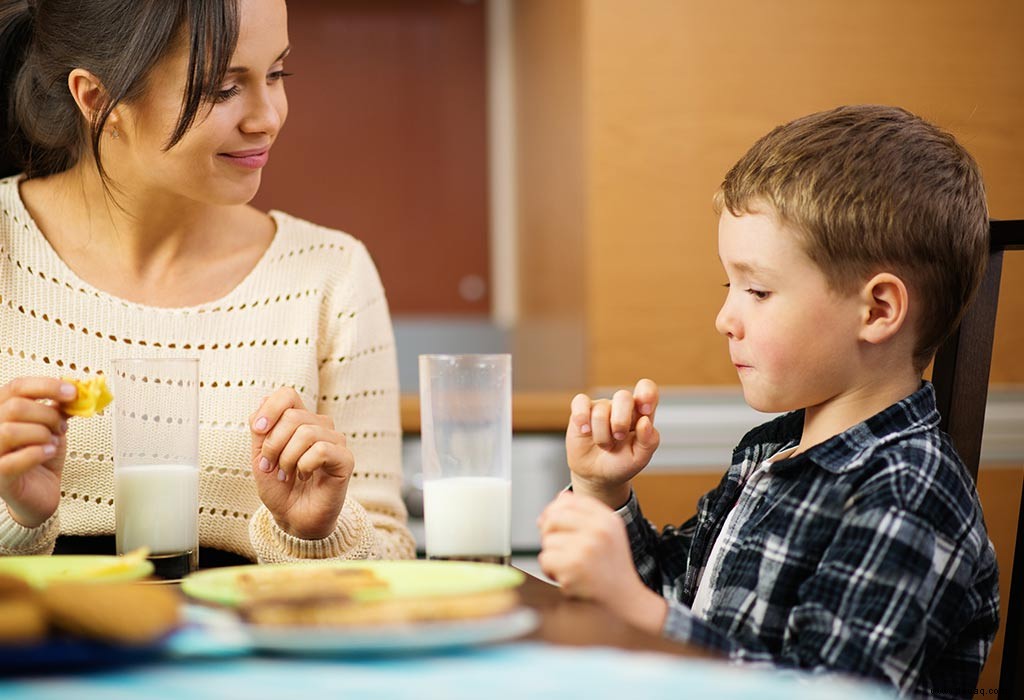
[715,302,740,339]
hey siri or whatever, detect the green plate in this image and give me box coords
[0,554,154,587]
[182,560,525,608]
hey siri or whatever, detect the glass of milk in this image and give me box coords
[419,354,512,564]
[112,358,199,579]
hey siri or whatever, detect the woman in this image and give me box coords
[0,0,414,562]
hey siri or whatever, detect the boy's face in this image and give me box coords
[716,208,864,414]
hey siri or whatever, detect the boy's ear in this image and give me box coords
[858,272,910,345]
[67,68,122,134]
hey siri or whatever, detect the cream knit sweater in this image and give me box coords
[0,175,414,562]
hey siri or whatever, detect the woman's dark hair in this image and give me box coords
[0,0,238,181]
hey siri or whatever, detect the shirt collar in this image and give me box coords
[733,382,940,475]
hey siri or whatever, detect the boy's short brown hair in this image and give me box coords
[714,105,989,371]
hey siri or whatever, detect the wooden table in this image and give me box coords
[516,572,713,658]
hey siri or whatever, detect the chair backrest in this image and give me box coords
[931,219,1024,696]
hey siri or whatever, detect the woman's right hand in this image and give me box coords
[565,378,661,509]
[0,378,75,528]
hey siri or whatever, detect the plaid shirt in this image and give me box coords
[622,382,999,699]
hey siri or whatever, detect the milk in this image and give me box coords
[114,464,199,555]
[423,476,511,558]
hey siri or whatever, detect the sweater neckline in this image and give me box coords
[2,174,288,314]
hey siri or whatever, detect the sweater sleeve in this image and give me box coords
[246,238,415,562]
[0,506,60,555]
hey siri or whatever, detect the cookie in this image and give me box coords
[40,582,180,644]
[0,572,34,600]
[0,598,47,644]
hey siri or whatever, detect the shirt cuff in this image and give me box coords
[615,489,641,519]
[248,499,381,563]
[662,597,735,654]
[0,505,59,555]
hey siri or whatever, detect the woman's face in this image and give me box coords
[109,0,290,207]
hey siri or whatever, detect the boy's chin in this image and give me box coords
[741,388,795,414]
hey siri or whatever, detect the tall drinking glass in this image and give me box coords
[419,354,512,564]
[112,358,200,579]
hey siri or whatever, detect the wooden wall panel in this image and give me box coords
[512,0,587,391]
[253,0,489,315]
[582,0,1024,388]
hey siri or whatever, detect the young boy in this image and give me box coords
[537,105,1000,699]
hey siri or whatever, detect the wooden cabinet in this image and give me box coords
[514,0,1024,389]
[254,0,490,315]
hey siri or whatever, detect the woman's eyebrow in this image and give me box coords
[226,46,291,76]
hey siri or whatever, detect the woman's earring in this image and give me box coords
[110,127,120,140]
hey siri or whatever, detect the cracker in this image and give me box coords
[241,588,520,627]
[237,566,389,603]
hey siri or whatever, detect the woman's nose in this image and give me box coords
[241,88,285,136]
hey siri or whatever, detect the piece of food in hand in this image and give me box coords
[0,574,47,644]
[62,375,114,417]
[40,582,180,644]
[241,587,520,627]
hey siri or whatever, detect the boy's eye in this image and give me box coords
[746,288,770,300]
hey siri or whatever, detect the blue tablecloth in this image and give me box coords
[1,641,895,700]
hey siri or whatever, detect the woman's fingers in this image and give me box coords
[250,387,312,437]
[295,438,353,482]
[277,424,347,481]
[0,422,60,455]
[0,397,65,435]
[0,377,77,406]
[259,409,345,481]
[257,408,306,477]
[0,443,59,483]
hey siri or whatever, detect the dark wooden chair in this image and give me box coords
[932,218,1024,695]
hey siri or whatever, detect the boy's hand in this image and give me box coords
[249,388,354,540]
[538,491,667,634]
[0,377,74,529]
[566,378,660,508]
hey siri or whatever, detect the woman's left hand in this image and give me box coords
[249,387,353,539]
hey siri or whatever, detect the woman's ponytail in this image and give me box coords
[0,1,34,177]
